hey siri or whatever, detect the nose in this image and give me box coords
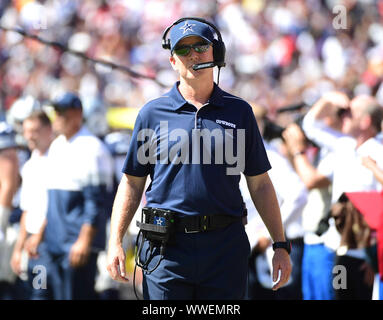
[189,50,200,64]
[189,47,200,57]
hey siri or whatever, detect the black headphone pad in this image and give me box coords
[212,39,226,67]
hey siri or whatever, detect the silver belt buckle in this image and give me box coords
[184,227,199,234]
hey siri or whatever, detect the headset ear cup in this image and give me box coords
[212,39,226,67]
[162,39,171,50]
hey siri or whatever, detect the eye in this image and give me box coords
[194,44,210,53]
[174,46,190,56]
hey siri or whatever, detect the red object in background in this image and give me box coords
[345,192,383,230]
[361,70,379,88]
[280,35,296,67]
[345,191,383,280]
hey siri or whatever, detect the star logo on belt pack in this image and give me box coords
[154,216,166,226]
[180,21,196,34]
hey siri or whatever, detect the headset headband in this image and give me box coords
[162,17,223,50]
[162,17,226,83]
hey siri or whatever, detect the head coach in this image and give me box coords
[107,17,291,300]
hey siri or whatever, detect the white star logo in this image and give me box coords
[180,21,196,34]
[155,218,164,226]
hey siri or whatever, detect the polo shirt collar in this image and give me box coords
[168,81,226,110]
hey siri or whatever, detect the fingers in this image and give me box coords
[272,267,290,291]
[107,255,129,283]
[24,237,40,259]
[69,248,79,267]
[69,243,90,268]
[25,244,39,259]
[10,256,21,275]
[119,255,127,279]
[272,265,280,285]
[282,125,306,152]
[271,251,292,291]
[69,250,84,268]
[322,91,350,108]
[361,156,376,169]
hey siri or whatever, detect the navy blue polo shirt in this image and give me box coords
[122,82,271,217]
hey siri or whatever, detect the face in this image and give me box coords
[53,108,82,138]
[23,118,52,152]
[341,97,366,136]
[325,108,351,132]
[169,36,214,81]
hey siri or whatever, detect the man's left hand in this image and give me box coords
[271,248,292,291]
[69,238,91,268]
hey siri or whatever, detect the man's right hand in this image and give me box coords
[312,91,350,119]
[106,243,130,283]
[10,249,23,275]
[24,234,42,259]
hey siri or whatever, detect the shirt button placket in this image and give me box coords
[197,117,202,129]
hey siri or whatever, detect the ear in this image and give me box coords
[360,114,371,130]
[169,55,177,71]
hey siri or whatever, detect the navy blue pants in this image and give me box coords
[37,243,99,300]
[140,221,250,300]
[27,246,53,300]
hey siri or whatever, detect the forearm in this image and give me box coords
[77,223,97,246]
[14,212,28,251]
[246,173,286,242]
[292,154,330,190]
[35,219,46,240]
[0,182,17,208]
[309,98,329,120]
[368,164,383,185]
[109,174,146,246]
[0,150,19,208]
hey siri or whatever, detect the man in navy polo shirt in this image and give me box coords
[107,18,291,300]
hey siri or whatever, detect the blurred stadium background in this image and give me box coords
[1,0,383,137]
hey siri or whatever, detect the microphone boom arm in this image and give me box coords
[192,62,216,70]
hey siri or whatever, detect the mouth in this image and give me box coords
[189,64,204,71]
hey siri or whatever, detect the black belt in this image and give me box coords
[175,214,241,233]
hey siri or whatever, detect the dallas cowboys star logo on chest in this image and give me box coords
[180,21,196,34]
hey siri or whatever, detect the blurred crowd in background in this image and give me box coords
[1,0,383,300]
[0,0,383,131]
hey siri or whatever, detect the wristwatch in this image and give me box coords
[272,241,292,254]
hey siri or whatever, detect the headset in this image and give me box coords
[162,17,226,72]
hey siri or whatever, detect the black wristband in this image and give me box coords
[272,241,292,254]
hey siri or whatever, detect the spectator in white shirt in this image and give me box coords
[283,121,337,300]
[332,95,383,199]
[281,92,351,300]
[10,110,54,299]
[302,92,383,299]
[245,104,307,300]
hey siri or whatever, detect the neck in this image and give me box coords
[355,130,376,148]
[37,137,53,156]
[64,124,82,141]
[37,146,48,156]
[178,78,214,109]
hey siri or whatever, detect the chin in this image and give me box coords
[189,68,208,77]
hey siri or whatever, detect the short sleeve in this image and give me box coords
[243,107,271,176]
[122,113,152,177]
